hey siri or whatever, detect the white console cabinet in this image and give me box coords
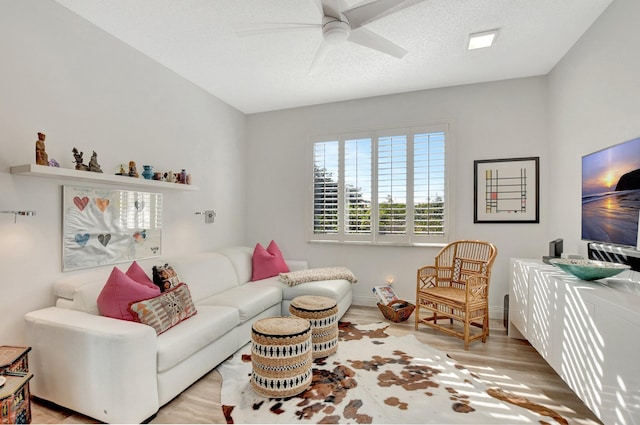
[509,258,640,425]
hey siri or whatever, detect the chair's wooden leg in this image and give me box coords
[485,306,490,337]
[482,313,489,343]
[414,301,420,330]
[464,322,470,351]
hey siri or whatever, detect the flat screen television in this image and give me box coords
[582,136,640,248]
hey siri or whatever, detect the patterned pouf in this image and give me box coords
[250,316,313,398]
[289,295,338,358]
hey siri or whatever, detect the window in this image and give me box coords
[311,124,449,245]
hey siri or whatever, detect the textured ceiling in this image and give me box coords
[54,0,612,114]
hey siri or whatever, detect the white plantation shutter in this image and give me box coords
[313,141,339,235]
[310,124,449,245]
[414,132,445,235]
[344,138,372,235]
[377,135,407,235]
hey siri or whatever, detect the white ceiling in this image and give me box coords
[54,0,612,114]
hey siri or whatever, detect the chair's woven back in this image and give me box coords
[434,240,497,288]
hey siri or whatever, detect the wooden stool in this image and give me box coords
[289,295,338,358]
[250,316,312,398]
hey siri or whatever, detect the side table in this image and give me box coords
[0,346,32,424]
[0,347,31,376]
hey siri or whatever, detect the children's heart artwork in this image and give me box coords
[75,233,90,247]
[95,198,110,212]
[73,196,89,211]
[133,230,147,244]
[64,186,163,271]
[98,234,111,247]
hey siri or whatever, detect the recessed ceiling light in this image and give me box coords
[468,29,499,50]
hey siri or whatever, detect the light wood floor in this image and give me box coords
[31,305,602,424]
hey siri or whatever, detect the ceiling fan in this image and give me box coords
[237,0,427,71]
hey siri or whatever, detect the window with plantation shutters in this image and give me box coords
[310,124,450,245]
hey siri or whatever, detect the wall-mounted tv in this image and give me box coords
[582,136,640,248]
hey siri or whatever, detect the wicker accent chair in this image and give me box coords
[415,240,497,350]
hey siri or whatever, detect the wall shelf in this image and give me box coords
[10,164,199,191]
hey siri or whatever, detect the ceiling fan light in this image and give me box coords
[468,29,498,50]
[322,18,350,44]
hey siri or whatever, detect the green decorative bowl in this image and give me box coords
[549,258,630,281]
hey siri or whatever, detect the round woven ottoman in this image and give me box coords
[289,295,338,358]
[250,316,313,398]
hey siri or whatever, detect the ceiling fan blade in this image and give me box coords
[235,22,321,37]
[347,27,408,58]
[321,0,343,19]
[343,0,426,30]
[309,39,331,74]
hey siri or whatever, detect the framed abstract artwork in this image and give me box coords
[474,157,539,223]
[62,186,162,271]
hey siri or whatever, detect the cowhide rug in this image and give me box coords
[219,322,567,424]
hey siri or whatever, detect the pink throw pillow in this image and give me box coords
[251,240,290,281]
[126,261,156,290]
[97,267,161,321]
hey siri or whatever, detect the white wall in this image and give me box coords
[0,0,247,344]
[548,0,640,255]
[246,77,550,317]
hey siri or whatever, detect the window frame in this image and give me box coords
[308,123,452,246]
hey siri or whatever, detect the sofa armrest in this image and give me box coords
[25,307,159,424]
[286,259,308,272]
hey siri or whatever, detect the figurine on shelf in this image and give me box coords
[88,151,103,173]
[128,161,139,178]
[35,132,49,166]
[72,147,89,171]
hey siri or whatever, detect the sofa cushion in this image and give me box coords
[251,240,289,281]
[156,305,239,373]
[216,246,253,284]
[197,284,282,323]
[167,253,240,302]
[259,276,353,303]
[97,267,161,321]
[128,283,197,335]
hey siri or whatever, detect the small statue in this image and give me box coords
[72,147,89,171]
[88,151,103,173]
[128,161,139,178]
[35,132,49,166]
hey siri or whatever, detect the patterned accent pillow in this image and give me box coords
[279,267,358,287]
[152,263,181,292]
[128,283,197,335]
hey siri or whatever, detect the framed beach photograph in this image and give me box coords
[474,157,539,223]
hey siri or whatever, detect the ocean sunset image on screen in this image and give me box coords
[582,136,640,247]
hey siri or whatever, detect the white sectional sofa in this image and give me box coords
[24,246,353,424]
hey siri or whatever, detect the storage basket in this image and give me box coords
[377,300,415,323]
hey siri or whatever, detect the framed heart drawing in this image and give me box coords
[62,185,162,271]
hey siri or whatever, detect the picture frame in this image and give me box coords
[62,185,162,271]
[474,156,539,223]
